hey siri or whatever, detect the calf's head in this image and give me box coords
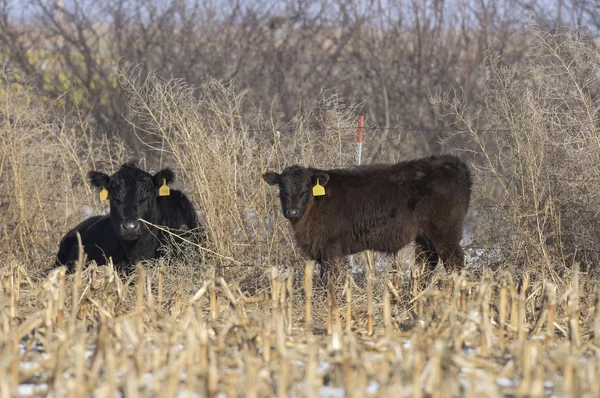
[263,165,329,221]
[89,163,174,241]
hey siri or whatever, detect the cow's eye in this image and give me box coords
[112,197,122,204]
[139,197,150,204]
[300,190,309,198]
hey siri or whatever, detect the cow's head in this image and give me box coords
[89,163,175,241]
[262,165,329,221]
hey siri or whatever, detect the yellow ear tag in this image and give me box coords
[99,188,109,201]
[312,179,326,197]
[159,178,170,197]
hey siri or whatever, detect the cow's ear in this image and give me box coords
[88,171,110,190]
[262,172,280,186]
[154,168,175,187]
[312,171,330,187]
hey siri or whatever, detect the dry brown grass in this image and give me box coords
[433,26,600,279]
[1,27,600,397]
[0,67,129,267]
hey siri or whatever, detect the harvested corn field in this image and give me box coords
[2,259,599,397]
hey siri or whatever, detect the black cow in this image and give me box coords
[263,154,472,281]
[55,163,203,272]
[55,215,105,267]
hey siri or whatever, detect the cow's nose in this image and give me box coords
[120,220,140,235]
[286,208,300,219]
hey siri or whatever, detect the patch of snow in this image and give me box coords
[319,386,345,398]
[84,345,96,361]
[142,372,154,386]
[316,362,333,373]
[19,362,40,371]
[174,344,185,351]
[495,377,517,388]
[176,391,202,398]
[365,380,380,395]
[461,347,475,355]
[16,383,48,397]
[464,247,503,268]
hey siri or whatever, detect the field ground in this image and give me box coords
[2,248,600,398]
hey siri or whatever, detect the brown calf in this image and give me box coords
[263,154,473,279]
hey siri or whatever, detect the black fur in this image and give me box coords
[55,163,203,272]
[55,215,105,267]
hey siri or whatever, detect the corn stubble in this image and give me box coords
[1,256,600,397]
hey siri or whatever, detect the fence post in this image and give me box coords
[355,116,375,336]
[355,115,364,166]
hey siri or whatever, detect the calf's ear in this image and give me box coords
[312,172,330,187]
[88,171,110,190]
[153,168,175,187]
[262,172,280,186]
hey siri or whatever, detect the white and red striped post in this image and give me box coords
[355,116,364,166]
[354,115,375,335]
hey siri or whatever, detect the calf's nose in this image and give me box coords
[286,208,301,218]
[120,220,141,235]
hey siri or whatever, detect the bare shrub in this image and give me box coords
[434,26,600,278]
[0,0,539,159]
[0,68,129,267]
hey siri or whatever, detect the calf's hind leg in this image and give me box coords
[414,234,440,271]
[430,238,464,273]
[422,224,465,273]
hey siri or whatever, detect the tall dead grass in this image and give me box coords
[0,68,129,266]
[434,25,600,279]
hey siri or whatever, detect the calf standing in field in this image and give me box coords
[263,154,472,281]
[55,163,203,273]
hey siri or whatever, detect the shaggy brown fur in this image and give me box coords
[263,154,472,278]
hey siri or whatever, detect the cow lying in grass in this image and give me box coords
[263,154,472,281]
[55,163,203,273]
